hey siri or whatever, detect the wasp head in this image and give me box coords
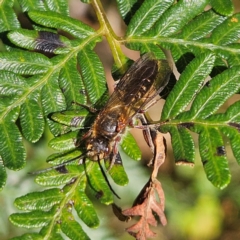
[85,136,110,161]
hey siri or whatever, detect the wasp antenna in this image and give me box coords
[29,154,86,175]
[98,159,121,199]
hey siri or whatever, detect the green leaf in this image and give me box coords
[60,208,90,240]
[162,53,216,120]
[0,71,28,97]
[211,0,234,16]
[41,70,66,135]
[210,13,240,45]
[120,131,141,161]
[162,125,195,165]
[186,66,240,119]
[10,209,54,228]
[106,154,129,186]
[177,9,227,41]
[11,233,43,240]
[39,224,64,240]
[211,101,240,164]
[59,57,87,108]
[18,0,46,11]
[46,149,82,165]
[50,109,94,127]
[126,0,174,37]
[35,169,79,186]
[221,127,240,165]
[87,162,113,205]
[151,0,209,37]
[115,0,137,19]
[44,0,69,16]
[48,130,79,151]
[14,188,64,211]
[138,43,166,59]
[0,158,6,190]
[0,108,26,170]
[20,92,44,142]
[74,181,100,228]
[0,51,52,75]
[8,30,72,54]
[197,126,231,189]
[28,11,95,39]
[0,1,20,32]
[78,48,106,104]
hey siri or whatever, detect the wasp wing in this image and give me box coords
[107,54,172,114]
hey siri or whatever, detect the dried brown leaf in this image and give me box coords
[122,131,167,240]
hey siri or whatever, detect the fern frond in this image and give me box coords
[160,57,240,188]
[0,26,101,174]
[126,0,240,67]
[1,0,240,239]
[0,0,20,32]
[9,162,112,239]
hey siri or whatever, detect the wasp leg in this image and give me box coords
[141,96,160,112]
[135,113,162,167]
[107,136,121,171]
[136,113,155,153]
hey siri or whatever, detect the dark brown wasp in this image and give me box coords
[35,53,171,176]
[82,53,172,167]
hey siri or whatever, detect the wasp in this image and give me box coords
[35,53,171,176]
[82,53,172,167]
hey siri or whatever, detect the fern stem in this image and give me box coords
[91,0,126,67]
[123,37,240,58]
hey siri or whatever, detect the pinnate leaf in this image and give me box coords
[210,13,240,46]
[10,209,54,228]
[186,66,240,119]
[87,162,114,205]
[152,0,209,37]
[60,208,90,240]
[211,0,234,16]
[162,53,216,120]
[0,108,26,170]
[48,130,79,151]
[0,1,20,32]
[115,0,137,19]
[105,153,129,186]
[14,188,64,211]
[74,182,100,228]
[59,57,87,108]
[41,71,66,135]
[18,0,46,11]
[8,30,72,54]
[120,131,141,161]
[78,48,106,105]
[158,50,240,189]
[177,9,227,41]
[197,126,230,189]
[126,0,174,37]
[28,11,95,39]
[162,125,195,165]
[11,233,43,240]
[0,51,52,75]
[44,0,69,16]
[0,159,6,190]
[20,92,44,142]
[50,109,93,127]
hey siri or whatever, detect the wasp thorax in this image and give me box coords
[86,137,110,161]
